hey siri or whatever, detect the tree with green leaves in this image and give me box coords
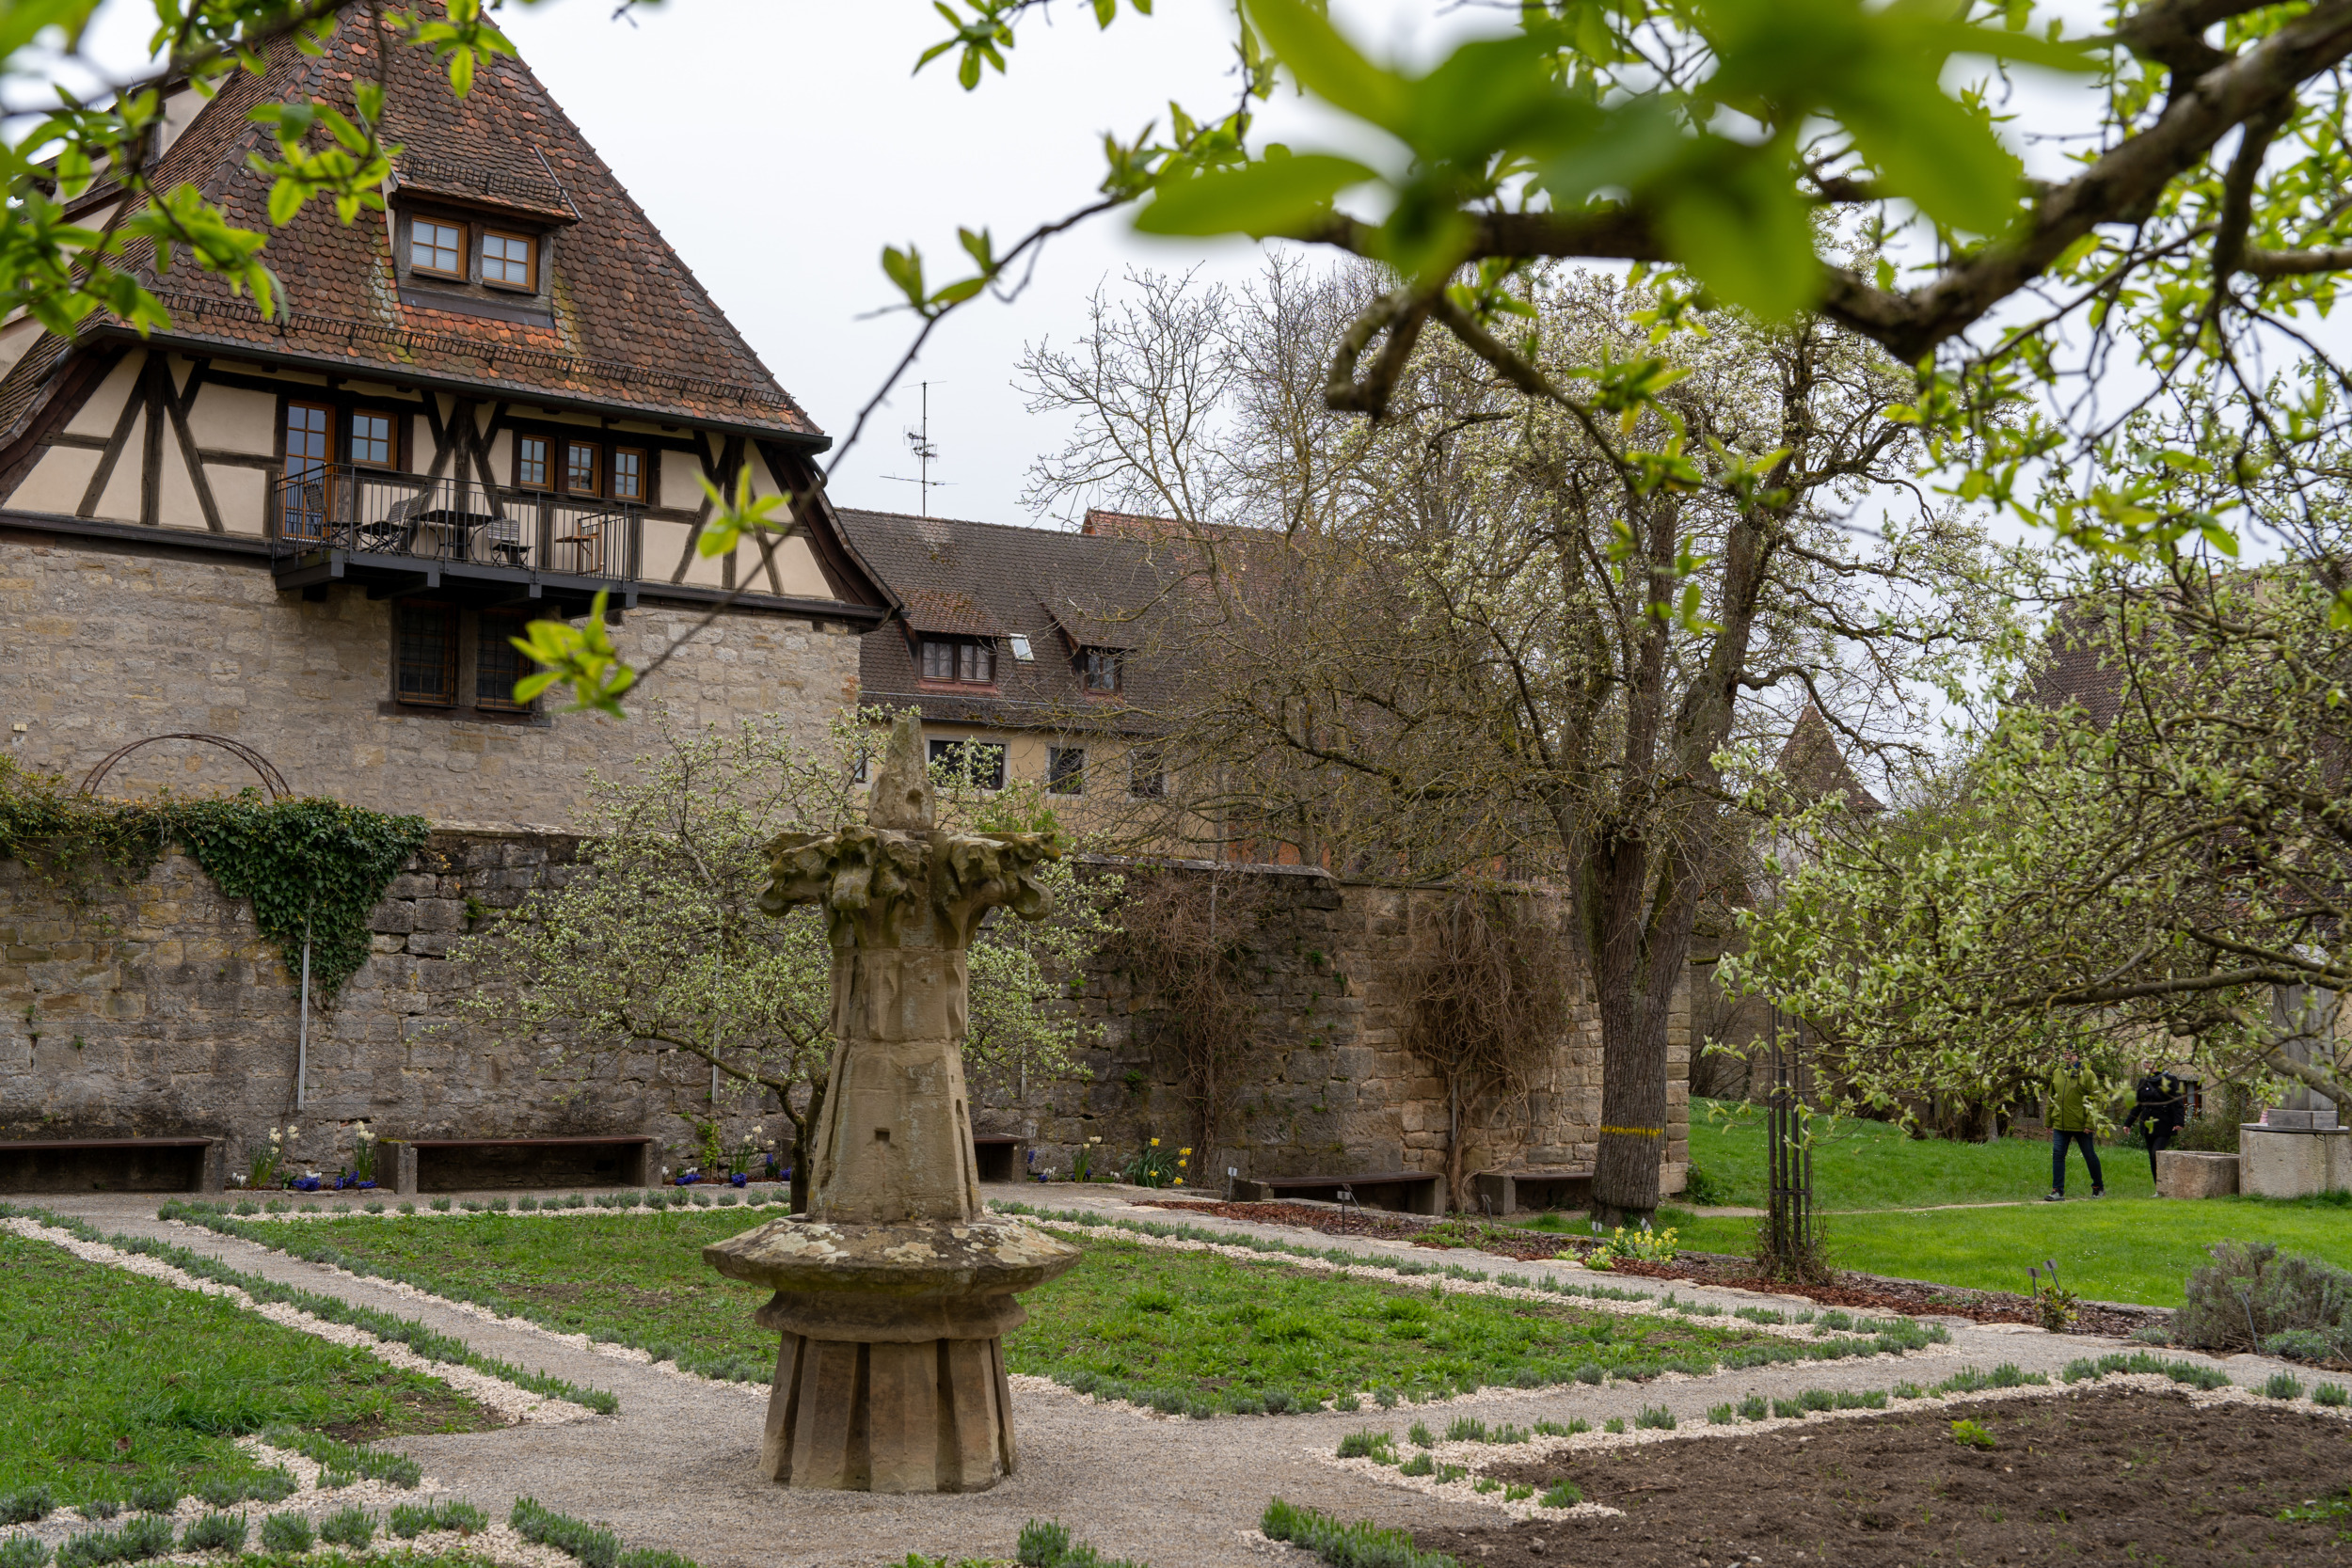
[1019,257,2008,1222]
[1724,392,2352,1124]
[452,707,1114,1211]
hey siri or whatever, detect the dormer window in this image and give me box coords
[410,218,464,278]
[481,230,536,291]
[920,637,995,686]
[1080,647,1121,693]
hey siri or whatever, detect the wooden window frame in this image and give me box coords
[1129,748,1167,800]
[610,446,646,502]
[480,228,537,292]
[917,635,997,688]
[1080,647,1122,694]
[394,601,460,708]
[408,216,468,281]
[563,439,600,497]
[1046,746,1086,797]
[928,737,1008,793]
[515,434,551,491]
[279,401,335,541]
[473,610,535,713]
[347,407,400,469]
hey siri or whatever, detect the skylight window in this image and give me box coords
[1009,633,1034,661]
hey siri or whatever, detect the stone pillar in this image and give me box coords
[2239,980,2351,1198]
[702,714,1079,1494]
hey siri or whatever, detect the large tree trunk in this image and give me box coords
[787,1077,825,1214]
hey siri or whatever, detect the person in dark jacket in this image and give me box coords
[2132,1068,2190,1188]
[2045,1053,2105,1200]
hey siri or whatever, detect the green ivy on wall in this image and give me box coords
[0,757,427,999]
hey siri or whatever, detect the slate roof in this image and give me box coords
[839,508,1182,732]
[0,2,819,450]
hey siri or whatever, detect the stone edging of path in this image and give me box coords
[196,1195,793,1222]
[1318,1370,2352,1527]
[6,1430,591,1568]
[3,1216,600,1427]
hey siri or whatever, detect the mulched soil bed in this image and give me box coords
[1428,1387,2352,1567]
[1140,1200,2165,1335]
[1603,1256,2165,1338]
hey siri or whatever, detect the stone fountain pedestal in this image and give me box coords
[701,713,1080,1493]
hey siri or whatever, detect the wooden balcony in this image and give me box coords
[269,465,643,615]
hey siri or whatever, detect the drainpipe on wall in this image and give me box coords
[294,914,312,1111]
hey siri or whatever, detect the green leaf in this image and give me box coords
[1657,153,1818,318]
[1136,152,1375,238]
[1243,0,1408,135]
[1839,85,2020,236]
[0,0,100,62]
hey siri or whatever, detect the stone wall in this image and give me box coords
[0,832,1689,1200]
[975,863,1690,1199]
[0,529,862,831]
[0,831,771,1178]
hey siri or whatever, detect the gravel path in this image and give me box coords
[21,1188,2307,1568]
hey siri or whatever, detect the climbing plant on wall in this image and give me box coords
[0,757,426,1000]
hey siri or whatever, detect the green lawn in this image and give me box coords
[227,1211,1797,1411]
[1682,1097,2157,1210]
[0,1231,496,1509]
[1654,1194,2352,1307]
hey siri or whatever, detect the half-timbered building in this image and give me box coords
[0,10,889,826]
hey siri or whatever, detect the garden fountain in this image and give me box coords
[701,712,1080,1493]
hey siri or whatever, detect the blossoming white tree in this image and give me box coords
[454,707,1114,1211]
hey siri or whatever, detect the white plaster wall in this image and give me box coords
[10,447,100,515]
[64,355,140,439]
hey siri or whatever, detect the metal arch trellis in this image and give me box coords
[78,734,292,801]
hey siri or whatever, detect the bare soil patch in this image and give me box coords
[1428,1388,2352,1566]
[1605,1256,2163,1338]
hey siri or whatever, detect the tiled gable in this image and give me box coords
[4,3,818,446]
[841,508,1179,729]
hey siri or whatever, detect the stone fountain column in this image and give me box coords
[701,713,1080,1493]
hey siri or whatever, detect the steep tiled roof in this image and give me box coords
[1774,705,1883,813]
[1,3,819,445]
[2022,595,2135,727]
[839,508,1180,732]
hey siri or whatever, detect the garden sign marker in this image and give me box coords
[702,712,1078,1493]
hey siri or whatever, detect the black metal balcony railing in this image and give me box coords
[270,465,643,580]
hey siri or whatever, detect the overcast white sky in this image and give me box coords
[42,0,2205,543]
[493,0,1493,528]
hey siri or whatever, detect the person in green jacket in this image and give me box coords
[2045,1053,2106,1200]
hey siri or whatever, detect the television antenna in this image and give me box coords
[882,381,950,515]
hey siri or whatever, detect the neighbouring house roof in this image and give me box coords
[1773,705,1884,814]
[839,508,1183,733]
[0,2,821,451]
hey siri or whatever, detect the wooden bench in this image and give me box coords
[383,1135,657,1196]
[0,1136,226,1195]
[972,1133,1024,1184]
[1232,1170,1444,1215]
[1470,1164,1595,1216]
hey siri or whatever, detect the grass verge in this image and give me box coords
[1680,1097,2155,1209]
[0,1229,497,1511]
[1648,1194,2352,1307]
[26,1205,618,1413]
